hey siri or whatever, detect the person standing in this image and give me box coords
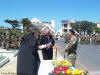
[65,29,78,67]
[40,30,55,60]
[17,27,40,75]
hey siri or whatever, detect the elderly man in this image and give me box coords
[40,29,55,60]
[17,27,40,75]
[65,29,78,67]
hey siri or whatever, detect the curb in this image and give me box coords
[0,57,10,67]
[13,50,18,57]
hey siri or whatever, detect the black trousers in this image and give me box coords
[42,48,53,60]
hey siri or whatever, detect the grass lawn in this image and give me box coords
[0,56,6,62]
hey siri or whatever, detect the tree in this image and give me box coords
[71,21,96,34]
[71,21,81,32]
[92,27,100,33]
[4,19,20,29]
[21,18,33,31]
[80,21,96,33]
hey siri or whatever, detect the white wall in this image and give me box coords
[97,24,100,28]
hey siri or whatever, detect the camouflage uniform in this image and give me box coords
[0,37,2,46]
[98,35,100,45]
[85,35,90,44]
[91,35,95,45]
[5,31,10,50]
[80,35,85,44]
[65,35,78,67]
[95,35,98,46]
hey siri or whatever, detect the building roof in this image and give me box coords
[69,19,76,23]
[31,18,55,33]
[31,18,41,23]
[97,21,100,24]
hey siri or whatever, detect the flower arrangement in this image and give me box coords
[52,61,72,67]
[49,60,87,75]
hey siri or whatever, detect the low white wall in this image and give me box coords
[0,57,9,67]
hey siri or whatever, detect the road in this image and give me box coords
[55,38,100,75]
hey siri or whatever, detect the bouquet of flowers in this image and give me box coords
[52,61,72,67]
[49,60,88,75]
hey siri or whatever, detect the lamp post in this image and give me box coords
[78,24,81,44]
[79,24,80,36]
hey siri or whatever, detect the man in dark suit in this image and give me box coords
[17,27,40,75]
[40,30,55,60]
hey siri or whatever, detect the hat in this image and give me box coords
[69,29,75,35]
[29,27,40,33]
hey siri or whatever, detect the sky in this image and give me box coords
[0,0,100,32]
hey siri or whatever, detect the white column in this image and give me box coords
[51,20,55,32]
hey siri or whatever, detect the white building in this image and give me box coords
[61,19,76,35]
[97,21,100,28]
[56,28,62,36]
[31,18,55,33]
[55,19,76,36]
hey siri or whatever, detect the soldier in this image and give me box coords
[85,34,90,45]
[5,29,10,50]
[96,35,100,45]
[16,37,21,49]
[98,35,100,45]
[14,35,18,49]
[0,37,2,46]
[91,34,95,45]
[95,34,98,46]
[64,33,70,43]
[65,29,78,67]
[80,34,85,44]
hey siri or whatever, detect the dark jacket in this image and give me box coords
[17,33,40,75]
[39,34,55,60]
[40,34,55,47]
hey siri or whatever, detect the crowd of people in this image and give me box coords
[0,29,22,50]
[79,34,100,45]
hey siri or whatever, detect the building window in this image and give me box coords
[64,29,67,32]
[64,24,67,27]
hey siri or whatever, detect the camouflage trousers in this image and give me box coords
[67,53,77,67]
